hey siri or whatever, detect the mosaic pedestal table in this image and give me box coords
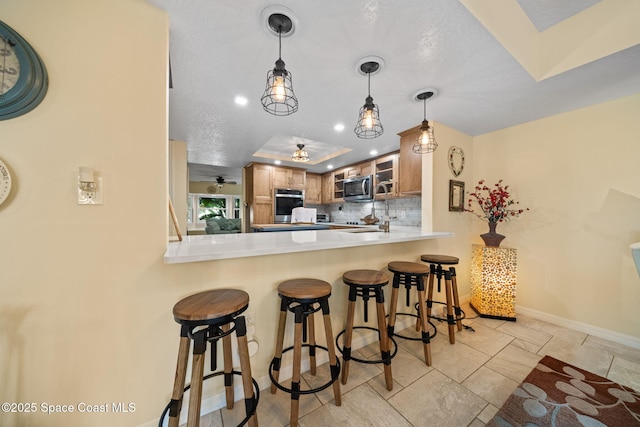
[470,244,517,321]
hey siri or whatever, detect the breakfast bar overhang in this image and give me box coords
[164,226,454,263]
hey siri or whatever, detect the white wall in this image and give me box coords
[472,94,640,339]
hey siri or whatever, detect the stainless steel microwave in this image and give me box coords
[343,175,374,202]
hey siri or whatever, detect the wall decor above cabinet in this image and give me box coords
[448,146,465,177]
[0,20,48,120]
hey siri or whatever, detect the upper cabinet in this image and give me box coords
[398,125,422,195]
[305,173,322,205]
[273,166,306,189]
[322,173,333,204]
[344,160,373,178]
[374,153,399,198]
[244,163,274,227]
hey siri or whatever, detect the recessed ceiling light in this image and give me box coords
[327,164,333,169]
[234,96,248,106]
[334,123,345,132]
[275,160,282,165]
[370,150,378,156]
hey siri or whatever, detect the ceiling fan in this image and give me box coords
[207,176,238,193]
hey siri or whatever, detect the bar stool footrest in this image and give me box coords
[269,344,341,395]
[389,312,437,341]
[158,370,259,427]
[335,326,398,365]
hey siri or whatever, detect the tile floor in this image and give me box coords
[197,303,640,426]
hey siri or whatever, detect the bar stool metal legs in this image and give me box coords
[163,289,258,427]
[270,279,341,427]
[338,270,395,391]
[419,255,464,344]
[387,261,435,366]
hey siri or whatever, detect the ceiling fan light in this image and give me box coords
[291,143,310,162]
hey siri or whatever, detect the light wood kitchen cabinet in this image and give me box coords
[345,160,374,178]
[374,153,399,198]
[273,166,306,189]
[322,173,333,204]
[398,125,422,195]
[305,173,322,205]
[333,169,346,201]
[244,163,274,228]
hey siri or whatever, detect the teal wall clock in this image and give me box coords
[0,20,48,120]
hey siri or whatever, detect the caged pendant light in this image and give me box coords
[261,13,298,116]
[291,144,310,162]
[412,90,438,154]
[354,61,383,139]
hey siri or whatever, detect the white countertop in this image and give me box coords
[164,226,453,264]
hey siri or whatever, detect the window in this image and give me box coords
[188,193,241,225]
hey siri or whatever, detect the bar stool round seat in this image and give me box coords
[270,278,341,426]
[338,269,397,391]
[387,261,437,366]
[420,254,464,344]
[162,289,258,427]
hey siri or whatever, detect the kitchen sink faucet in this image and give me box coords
[376,180,393,232]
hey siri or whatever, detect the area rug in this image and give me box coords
[488,355,640,426]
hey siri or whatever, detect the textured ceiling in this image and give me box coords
[148,0,640,183]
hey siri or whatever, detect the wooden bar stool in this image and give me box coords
[419,254,464,344]
[387,261,436,366]
[163,289,258,427]
[270,278,341,426]
[338,269,396,391]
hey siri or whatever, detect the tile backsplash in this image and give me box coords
[308,196,421,227]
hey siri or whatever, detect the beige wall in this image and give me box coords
[1,1,639,426]
[0,1,170,425]
[472,94,640,339]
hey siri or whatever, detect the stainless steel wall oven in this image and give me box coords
[274,189,304,223]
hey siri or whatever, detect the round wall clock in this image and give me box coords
[448,146,465,177]
[0,20,48,120]
[0,158,12,206]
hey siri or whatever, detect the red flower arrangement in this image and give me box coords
[466,179,528,223]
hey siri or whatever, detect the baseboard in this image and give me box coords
[143,315,417,427]
[516,305,640,350]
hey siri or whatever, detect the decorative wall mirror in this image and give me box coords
[448,146,465,177]
[449,180,465,212]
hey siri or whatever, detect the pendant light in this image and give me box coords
[261,13,298,116]
[412,91,438,154]
[291,144,310,162]
[354,61,383,139]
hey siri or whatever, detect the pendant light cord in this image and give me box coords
[423,97,427,120]
[278,25,282,60]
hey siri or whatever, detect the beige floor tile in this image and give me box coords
[496,321,553,348]
[462,366,520,407]
[304,357,379,405]
[430,340,491,383]
[514,314,588,344]
[455,322,514,356]
[608,356,640,391]
[388,370,487,427]
[510,337,543,353]
[299,383,411,427]
[191,306,640,426]
[257,376,324,426]
[476,403,499,423]
[584,335,640,364]
[485,344,542,383]
[538,336,613,377]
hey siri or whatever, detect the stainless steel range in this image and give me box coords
[274,188,304,223]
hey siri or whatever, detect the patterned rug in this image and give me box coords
[488,355,640,426]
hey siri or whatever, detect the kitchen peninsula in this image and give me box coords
[164,226,453,263]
